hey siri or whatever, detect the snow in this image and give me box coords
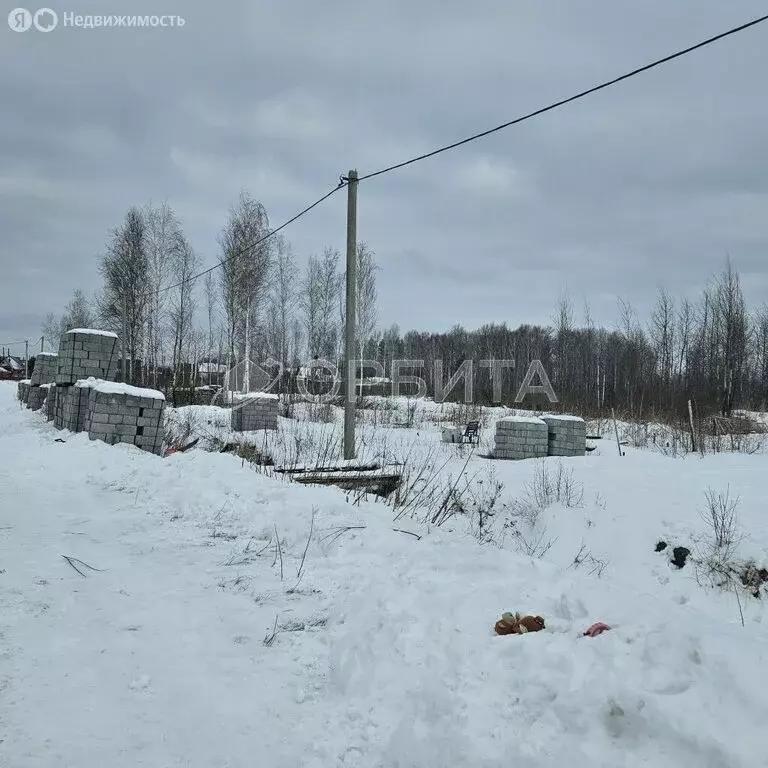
[35,351,57,358]
[231,391,279,401]
[3,381,768,767]
[66,328,118,338]
[541,413,585,423]
[498,414,546,425]
[74,377,165,401]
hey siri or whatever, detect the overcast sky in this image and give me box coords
[2,0,767,352]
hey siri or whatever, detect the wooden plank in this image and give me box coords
[292,472,402,496]
[274,462,380,475]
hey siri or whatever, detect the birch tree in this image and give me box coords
[203,271,217,386]
[266,235,297,369]
[302,247,341,360]
[218,191,272,391]
[168,233,200,393]
[98,207,150,384]
[143,201,179,383]
[355,242,378,390]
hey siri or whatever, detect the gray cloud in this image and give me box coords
[1,0,767,349]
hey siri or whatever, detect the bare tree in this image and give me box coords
[98,207,150,384]
[41,313,63,351]
[41,289,94,350]
[675,297,694,389]
[753,304,768,408]
[64,289,94,329]
[267,235,297,370]
[302,247,341,360]
[168,233,200,395]
[712,259,750,416]
[649,286,675,407]
[218,191,272,392]
[143,202,180,384]
[355,242,379,391]
[203,271,217,386]
[291,319,303,367]
[552,290,574,395]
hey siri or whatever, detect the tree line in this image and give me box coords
[362,260,765,419]
[43,193,379,397]
[42,193,766,419]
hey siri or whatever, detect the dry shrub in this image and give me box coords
[700,485,740,552]
[527,460,584,510]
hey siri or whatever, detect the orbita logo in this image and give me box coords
[7,7,58,31]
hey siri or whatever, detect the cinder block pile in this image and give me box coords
[20,326,166,456]
[26,385,47,411]
[52,385,66,423]
[53,383,91,432]
[84,381,165,455]
[231,393,279,432]
[17,380,31,404]
[25,352,59,411]
[494,416,549,460]
[541,415,586,457]
[30,352,58,385]
[55,329,118,385]
[45,384,56,421]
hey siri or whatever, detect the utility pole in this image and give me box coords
[343,169,358,460]
[24,340,28,378]
[40,335,44,353]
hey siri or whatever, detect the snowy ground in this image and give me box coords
[3,382,768,767]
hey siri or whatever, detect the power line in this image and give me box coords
[0,339,28,348]
[160,182,345,296]
[358,13,768,181]
[149,12,768,296]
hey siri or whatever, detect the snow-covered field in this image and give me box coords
[3,382,768,767]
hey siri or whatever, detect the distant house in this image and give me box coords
[197,360,229,388]
[0,356,24,380]
[222,358,276,394]
[296,359,338,396]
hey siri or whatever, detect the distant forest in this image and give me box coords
[41,196,766,420]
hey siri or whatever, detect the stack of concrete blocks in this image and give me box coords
[83,380,165,455]
[53,383,91,432]
[231,393,279,432]
[26,385,47,411]
[542,415,586,457]
[45,384,56,421]
[52,385,66,426]
[26,352,59,411]
[17,380,31,404]
[31,352,58,386]
[53,329,119,433]
[55,329,118,385]
[494,416,549,460]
